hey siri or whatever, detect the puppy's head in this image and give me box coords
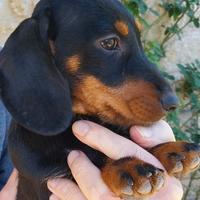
[0,0,178,136]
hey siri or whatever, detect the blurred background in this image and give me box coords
[0,0,200,199]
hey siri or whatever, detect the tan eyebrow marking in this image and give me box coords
[114,20,129,36]
[66,55,81,73]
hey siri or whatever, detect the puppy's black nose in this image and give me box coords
[161,92,179,111]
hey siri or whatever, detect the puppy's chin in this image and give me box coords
[94,111,165,129]
[73,104,165,130]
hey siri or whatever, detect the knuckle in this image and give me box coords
[72,163,87,178]
[69,154,84,171]
[55,180,72,196]
[59,184,70,195]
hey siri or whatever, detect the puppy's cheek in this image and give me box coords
[65,55,81,73]
[129,97,164,123]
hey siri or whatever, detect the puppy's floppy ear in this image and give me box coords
[0,5,72,136]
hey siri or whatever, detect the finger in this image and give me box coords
[72,121,164,169]
[4,169,18,187]
[67,151,120,200]
[0,169,18,199]
[130,120,176,148]
[48,178,86,200]
[49,194,61,200]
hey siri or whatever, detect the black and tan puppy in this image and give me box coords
[0,0,199,199]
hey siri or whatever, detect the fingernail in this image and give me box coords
[48,179,60,190]
[73,121,90,137]
[49,194,59,200]
[68,150,81,166]
[135,126,152,138]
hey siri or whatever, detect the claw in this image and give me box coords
[190,156,200,169]
[122,185,134,196]
[172,161,183,173]
[136,164,155,177]
[120,172,134,195]
[138,180,152,194]
[154,175,165,190]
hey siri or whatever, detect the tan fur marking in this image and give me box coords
[72,76,165,127]
[102,158,165,198]
[115,20,129,36]
[66,55,81,73]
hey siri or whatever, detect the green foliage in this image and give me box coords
[123,0,148,15]
[122,0,150,27]
[167,60,200,142]
[144,41,165,65]
[122,0,200,144]
[161,0,200,46]
[123,0,200,63]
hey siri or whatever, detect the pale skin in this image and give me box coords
[0,120,183,200]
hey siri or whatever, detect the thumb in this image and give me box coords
[4,169,18,187]
[0,169,18,199]
[130,120,176,148]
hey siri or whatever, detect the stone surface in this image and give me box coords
[0,0,38,46]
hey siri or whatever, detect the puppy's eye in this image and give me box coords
[100,38,119,50]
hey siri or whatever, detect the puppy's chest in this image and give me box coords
[9,116,130,181]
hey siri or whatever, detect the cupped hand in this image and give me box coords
[48,120,183,200]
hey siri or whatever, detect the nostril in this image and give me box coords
[161,92,179,112]
[166,105,177,111]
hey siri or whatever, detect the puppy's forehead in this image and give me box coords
[54,0,132,36]
[91,2,131,35]
[114,20,129,36]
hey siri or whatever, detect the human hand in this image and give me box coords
[0,169,18,200]
[48,120,183,200]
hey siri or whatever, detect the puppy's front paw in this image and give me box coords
[150,142,200,177]
[101,157,165,199]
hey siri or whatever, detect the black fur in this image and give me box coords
[0,0,178,199]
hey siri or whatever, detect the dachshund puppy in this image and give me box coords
[0,0,199,199]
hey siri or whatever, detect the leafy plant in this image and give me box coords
[123,0,200,63]
[122,1,200,199]
[161,0,200,46]
[167,60,200,143]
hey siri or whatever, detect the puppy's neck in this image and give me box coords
[72,114,130,137]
